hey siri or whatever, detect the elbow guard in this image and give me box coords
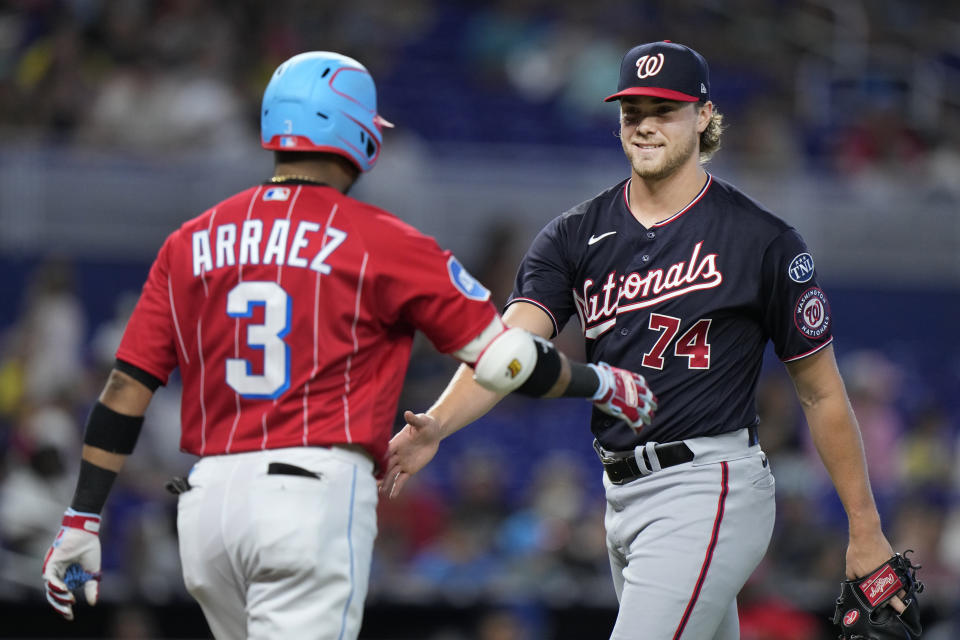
[473,328,561,396]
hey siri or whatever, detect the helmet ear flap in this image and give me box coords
[362,131,376,159]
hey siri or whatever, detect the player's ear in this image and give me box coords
[696,101,713,133]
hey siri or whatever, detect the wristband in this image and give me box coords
[563,362,602,398]
[588,363,611,401]
[70,460,117,515]
[62,507,102,533]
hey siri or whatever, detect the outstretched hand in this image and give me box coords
[382,410,443,499]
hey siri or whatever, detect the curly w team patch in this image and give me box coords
[794,287,830,339]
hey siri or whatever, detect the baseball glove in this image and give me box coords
[833,551,924,639]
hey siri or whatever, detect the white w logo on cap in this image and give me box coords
[635,53,665,79]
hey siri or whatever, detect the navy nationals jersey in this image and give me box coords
[509,174,832,450]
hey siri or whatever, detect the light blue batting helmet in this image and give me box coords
[261,52,393,172]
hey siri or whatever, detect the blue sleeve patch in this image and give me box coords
[447,257,491,302]
[788,252,815,283]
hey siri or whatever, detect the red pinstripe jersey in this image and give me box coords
[117,183,497,472]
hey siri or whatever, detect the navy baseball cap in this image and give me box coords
[604,41,710,103]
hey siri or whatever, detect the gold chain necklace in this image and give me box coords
[269,174,328,185]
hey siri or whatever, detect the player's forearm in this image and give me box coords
[428,300,603,437]
[81,445,128,473]
[69,368,153,513]
[788,347,882,533]
[430,354,613,435]
[435,334,603,434]
[427,363,506,438]
[802,394,882,533]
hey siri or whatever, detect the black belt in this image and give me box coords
[597,425,758,485]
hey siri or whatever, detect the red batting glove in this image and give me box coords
[41,509,102,621]
[590,362,658,432]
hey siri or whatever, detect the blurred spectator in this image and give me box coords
[377,472,449,556]
[11,14,98,140]
[89,291,139,372]
[899,405,955,494]
[407,515,505,603]
[372,473,450,599]
[764,491,846,608]
[755,367,804,459]
[399,448,512,602]
[0,399,78,560]
[17,259,85,405]
[476,606,539,640]
[448,448,512,550]
[107,604,162,639]
[755,368,832,535]
[0,0,953,157]
[839,349,905,500]
[472,219,531,310]
[76,49,249,156]
[724,97,804,174]
[463,0,554,95]
[0,339,25,421]
[496,451,611,605]
[889,499,959,617]
[738,575,822,640]
[833,102,928,177]
[925,139,960,200]
[545,30,621,115]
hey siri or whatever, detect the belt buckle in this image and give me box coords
[593,440,620,465]
[594,440,632,485]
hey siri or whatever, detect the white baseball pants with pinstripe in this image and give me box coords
[176,445,378,640]
[603,427,776,640]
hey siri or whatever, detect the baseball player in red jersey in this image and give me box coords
[385,41,912,639]
[40,52,657,639]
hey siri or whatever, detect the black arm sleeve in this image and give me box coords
[115,359,163,391]
[514,336,600,398]
[514,336,563,397]
[562,362,600,398]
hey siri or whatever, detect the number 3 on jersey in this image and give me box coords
[226,281,291,398]
[641,313,711,370]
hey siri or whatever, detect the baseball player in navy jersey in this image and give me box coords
[385,41,905,639]
[40,52,656,639]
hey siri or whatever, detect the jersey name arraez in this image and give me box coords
[509,175,833,451]
[191,219,347,276]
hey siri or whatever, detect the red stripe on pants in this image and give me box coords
[672,461,729,640]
